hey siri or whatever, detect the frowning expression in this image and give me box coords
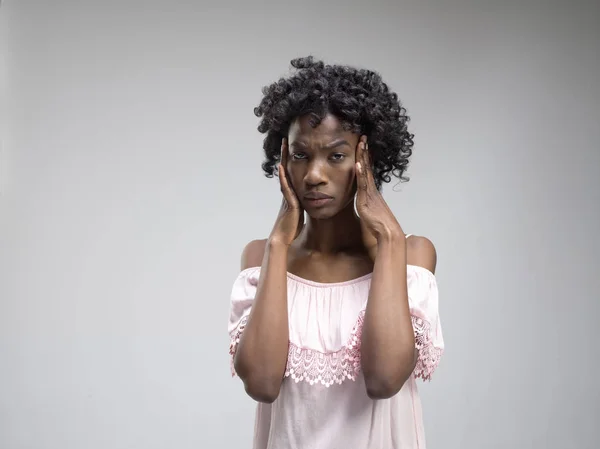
[286,113,362,219]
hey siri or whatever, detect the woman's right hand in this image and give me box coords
[269,138,304,247]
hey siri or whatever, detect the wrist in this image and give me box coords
[376,227,405,245]
[266,236,291,252]
[375,234,407,264]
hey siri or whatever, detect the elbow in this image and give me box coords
[365,376,407,400]
[365,347,419,400]
[364,356,416,399]
[243,377,281,403]
[233,352,284,403]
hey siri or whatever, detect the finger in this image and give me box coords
[355,136,365,163]
[361,135,368,163]
[361,140,368,168]
[278,164,299,207]
[278,163,290,192]
[365,140,373,169]
[356,161,368,192]
[280,137,295,189]
[280,137,288,168]
[355,141,363,180]
[279,138,291,184]
[360,141,371,184]
[362,141,376,188]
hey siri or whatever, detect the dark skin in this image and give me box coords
[234,114,437,403]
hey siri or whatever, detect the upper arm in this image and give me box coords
[240,239,267,271]
[406,235,437,274]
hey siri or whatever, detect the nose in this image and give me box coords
[304,159,327,187]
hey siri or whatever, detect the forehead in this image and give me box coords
[288,114,351,140]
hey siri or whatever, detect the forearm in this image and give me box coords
[361,232,416,399]
[234,239,289,402]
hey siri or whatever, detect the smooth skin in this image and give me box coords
[233,114,437,403]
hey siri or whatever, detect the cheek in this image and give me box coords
[286,165,303,189]
[341,166,357,194]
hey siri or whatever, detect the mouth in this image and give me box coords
[303,192,334,208]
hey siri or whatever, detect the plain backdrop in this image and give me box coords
[1,1,599,448]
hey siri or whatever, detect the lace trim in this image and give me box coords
[411,315,443,381]
[229,310,442,386]
[285,310,364,387]
[229,315,248,377]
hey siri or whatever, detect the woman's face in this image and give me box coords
[286,113,361,219]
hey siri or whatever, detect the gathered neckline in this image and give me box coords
[240,264,434,288]
[285,271,373,287]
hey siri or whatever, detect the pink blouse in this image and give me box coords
[228,263,444,449]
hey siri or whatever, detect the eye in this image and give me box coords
[291,152,307,160]
[330,153,345,162]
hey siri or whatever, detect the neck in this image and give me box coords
[298,200,363,254]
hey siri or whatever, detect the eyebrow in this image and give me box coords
[291,139,351,150]
[323,139,350,150]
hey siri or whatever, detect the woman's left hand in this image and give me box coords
[355,136,404,259]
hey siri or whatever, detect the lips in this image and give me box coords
[304,192,333,200]
[303,192,334,208]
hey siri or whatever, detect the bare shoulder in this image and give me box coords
[406,235,437,274]
[240,239,268,270]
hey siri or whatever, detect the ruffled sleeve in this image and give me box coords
[227,267,260,377]
[408,266,444,381]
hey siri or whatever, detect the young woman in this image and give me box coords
[228,56,444,449]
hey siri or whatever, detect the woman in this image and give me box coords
[228,56,444,449]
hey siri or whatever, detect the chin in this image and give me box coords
[305,207,340,220]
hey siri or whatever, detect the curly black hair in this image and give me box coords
[253,56,414,189]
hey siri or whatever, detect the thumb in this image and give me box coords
[295,209,305,238]
[298,208,305,228]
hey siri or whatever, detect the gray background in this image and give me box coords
[1,1,599,448]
